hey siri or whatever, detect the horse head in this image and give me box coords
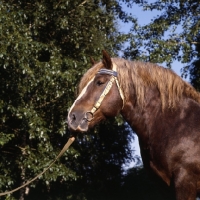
[68,50,124,132]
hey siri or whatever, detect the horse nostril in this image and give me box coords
[72,113,76,121]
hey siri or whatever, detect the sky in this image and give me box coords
[119,2,187,78]
[119,2,189,168]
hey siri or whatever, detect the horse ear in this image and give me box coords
[90,57,96,65]
[102,50,112,69]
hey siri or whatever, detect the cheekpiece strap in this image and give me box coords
[98,69,117,77]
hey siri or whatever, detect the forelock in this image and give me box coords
[78,62,104,94]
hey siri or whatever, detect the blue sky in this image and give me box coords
[119,2,188,80]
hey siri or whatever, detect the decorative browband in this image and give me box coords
[98,69,117,77]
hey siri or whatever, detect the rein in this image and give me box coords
[0,137,75,196]
[83,63,124,122]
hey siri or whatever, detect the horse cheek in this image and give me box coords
[101,91,122,117]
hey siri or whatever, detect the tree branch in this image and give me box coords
[68,0,88,14]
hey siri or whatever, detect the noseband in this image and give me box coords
[83,64,125,122]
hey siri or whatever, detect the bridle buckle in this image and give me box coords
[83,111,94,122]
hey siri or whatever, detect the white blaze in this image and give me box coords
[67,77,95,122]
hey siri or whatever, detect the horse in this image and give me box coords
[68,50,200,200]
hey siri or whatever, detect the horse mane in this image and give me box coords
[113,57,200,109]
[78,57,200,110]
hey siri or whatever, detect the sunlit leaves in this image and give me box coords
[0,133,14,146]
[126,0,200,69]
[0,0,134,199]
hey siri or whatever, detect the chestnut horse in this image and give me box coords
[68,50,200,200]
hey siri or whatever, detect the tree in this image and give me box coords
[70,120,134,200]
[0,0,136,199]
[189,37,200,90]
[120,166,175,200]
[30,120,135,200]
[124,0,200,68]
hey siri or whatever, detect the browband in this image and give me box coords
[98,69,117,77]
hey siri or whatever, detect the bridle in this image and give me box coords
[83,63,125,122]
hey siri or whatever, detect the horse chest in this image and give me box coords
[138,129,172,183]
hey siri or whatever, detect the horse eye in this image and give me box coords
[96,80,104,86]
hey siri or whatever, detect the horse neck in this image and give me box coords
[120,85,161,144]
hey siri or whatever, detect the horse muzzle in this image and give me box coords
[68,111,93,132]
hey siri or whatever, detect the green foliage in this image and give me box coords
[0,0,135,199]
[189,37,200,90]
[125,0,200,68]
[23,120,135,200]
[0,133,14,147]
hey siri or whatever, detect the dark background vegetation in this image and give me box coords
[0,0,200,199]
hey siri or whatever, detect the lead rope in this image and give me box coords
[0,137,75,196]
